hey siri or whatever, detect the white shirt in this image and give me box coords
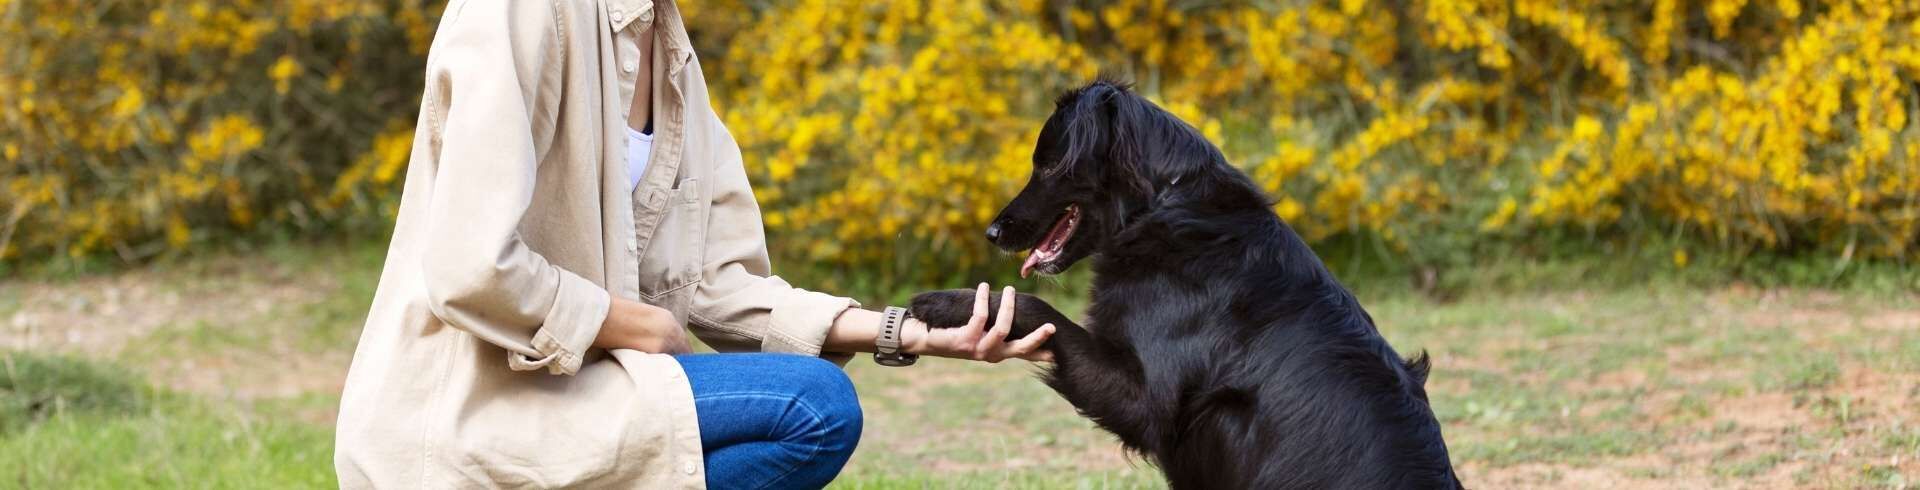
[626,126,654,189]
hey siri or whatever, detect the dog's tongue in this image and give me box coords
[1020,251,1042,278]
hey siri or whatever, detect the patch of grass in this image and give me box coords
[1362,241,1920,300]
[1807,395,1861,426]
[1886,424,1920,448]
[1713,451,1786,478]
[1857,463,1911,488]
[1451,416,1662,467]
[0,352,334,488]
[830,471,1164,489]
[133,320,269,359]
[110,239,387,366]
[1,352,148,433]
[0,285,21,318]
[1756,355,1842,392]
[290,241,386,351]
[2,401,336,488]
[835,356,1162,488]
[1900,338,1920,373]
[1669,393,1713,424]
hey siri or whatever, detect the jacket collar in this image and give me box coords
[607,0,694,74]
[605,0,652,31]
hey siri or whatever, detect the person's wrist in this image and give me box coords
[635,302,668,328]
[900,318,929,355]
[594,300,637,349]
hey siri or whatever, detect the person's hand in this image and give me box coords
[594,298,692,354]
[905,284,1055,363]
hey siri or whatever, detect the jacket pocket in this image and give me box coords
[637,177,706,300]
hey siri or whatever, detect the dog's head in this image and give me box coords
[988,79,1223,277]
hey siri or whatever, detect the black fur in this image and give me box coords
[911,80,1463,489]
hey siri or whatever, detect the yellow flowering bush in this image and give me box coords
[685,0,1099,289]
[1,0,437,262]
[692,0,1918,289]
[5,0,1916,286]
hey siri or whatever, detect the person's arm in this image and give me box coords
[416,0,608,375]
[680,115,859,356]
[682,109,1051,361]
[821,284,1055,362]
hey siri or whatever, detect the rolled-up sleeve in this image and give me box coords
[417,0,607,375]
[686,137,856,357]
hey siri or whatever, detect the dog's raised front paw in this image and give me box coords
[908,289,979,329]
[909,289,1065,344]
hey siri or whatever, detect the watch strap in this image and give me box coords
[874,306,918,366]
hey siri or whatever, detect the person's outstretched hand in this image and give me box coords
[907,284,1055,363]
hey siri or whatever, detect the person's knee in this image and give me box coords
[788,357,862,454]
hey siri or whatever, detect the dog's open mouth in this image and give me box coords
[1020,205,1080,278]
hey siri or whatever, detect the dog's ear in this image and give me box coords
[1048,84,1110,181]
[1050,81,1153,195]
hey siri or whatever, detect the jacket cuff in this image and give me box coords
[760,289,859,356]
[508,272,611,375]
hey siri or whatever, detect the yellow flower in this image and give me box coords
[1480,197,1519,231]
[269,55,300,94]
[111,85,145,118]
[166,214,192,248]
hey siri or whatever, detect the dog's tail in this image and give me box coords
[1404,350,1432,388]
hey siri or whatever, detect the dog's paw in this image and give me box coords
[909,289,1062,342]
[908,289,979,329]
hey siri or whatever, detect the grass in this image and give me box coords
[0,352,332,488]
[2,240,1917,488]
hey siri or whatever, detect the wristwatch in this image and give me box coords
[874,306,919,367]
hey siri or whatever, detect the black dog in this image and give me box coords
[911,80,1462,489]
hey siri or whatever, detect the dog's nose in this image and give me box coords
[984,223,1003,244]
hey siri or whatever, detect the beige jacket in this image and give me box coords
[333,0,857,487]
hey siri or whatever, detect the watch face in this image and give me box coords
[874,353,917,367]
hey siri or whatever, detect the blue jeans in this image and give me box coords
[675,353,863,490]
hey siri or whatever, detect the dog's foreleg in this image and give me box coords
[1040,323,1162,453]
[909,289,1160,450]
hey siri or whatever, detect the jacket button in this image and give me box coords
[681,461,697,475]
[611,10,624,22]
[623,62,636,73]
[639,9,653,23]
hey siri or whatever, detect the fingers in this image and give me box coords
[975,286,1018,359]
[961,282,990,339]
[930,283,1056,364]
[1008,323,1056,362]
[656,329,693,355]
[673,330,694,354]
